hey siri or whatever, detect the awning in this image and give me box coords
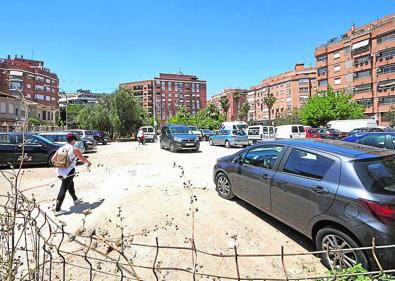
[352,39,369,50]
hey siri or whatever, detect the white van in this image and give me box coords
[275,125,306,139]
[327,119,377,136]
[221,121,249,132]
[141,126,155,142]
[247,125,275,143]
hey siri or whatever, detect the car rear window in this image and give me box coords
[298,126,305,133]
[248,128,259,135]
[355,157,395,195]
[0,134,11,144]
[233,130,246,136]
[283,149,335,180]
[148,128,154,132]
[292,126,298,133]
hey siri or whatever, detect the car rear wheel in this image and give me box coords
[47,152,55,167]
[316,227,369,270]
[169,142,177,153]
[225,140,231,148]
[216,173,234,199]
[160,141,164,149]
[209,139,214,146]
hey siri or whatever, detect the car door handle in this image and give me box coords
[312,185,329,194]
[261,174,272,181]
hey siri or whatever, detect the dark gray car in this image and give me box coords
[213,139,395,270]
[160,124,199,152]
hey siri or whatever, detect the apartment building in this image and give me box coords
[0,55,59,123]
[208,88,248,121]
[120,73,206,123]
[59,89,106,108]
[315,14,395,124]
[250,63,316,121]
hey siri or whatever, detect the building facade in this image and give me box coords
[208,88,248,121]
[249,63,316,122]
[58,89,105,108]
[0,55,59,123]
[120,73,207,123]
[315,14,395,125]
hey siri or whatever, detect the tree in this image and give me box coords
[64,104,84,129]
[219,96,230,120]
[109,88,147,137]
[274,107,300,126]
[28,117,42,126]
[169,106,225,130]
[206,103,220,119]
[383,106,395,127]
[263,93,276,125]
[299,86,365,127]
[239,102,250,121]
[233,91,241,120]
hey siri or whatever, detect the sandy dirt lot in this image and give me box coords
[0,141,326,280]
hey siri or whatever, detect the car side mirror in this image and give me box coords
[232,156,242,164]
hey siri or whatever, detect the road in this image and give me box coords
[0,141,326,280]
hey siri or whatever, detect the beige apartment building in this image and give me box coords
[315,14,395,125]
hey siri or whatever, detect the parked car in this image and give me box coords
[275,125,306,139]
[209,129,249,148]
[39,132,86,153]
[0,132,61,167]
[305,128,321,138]
[347,127,384,136]
[213,139,395,270]
[188,126,203,141]
[93,130,109,145]
[317,128,341,139]
[247,125,275,144]
[140,126,156,142]
[342,132,395,149]
[160,124,199,152]
[200,129,215,141]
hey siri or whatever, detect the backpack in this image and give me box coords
[54,147,72,168]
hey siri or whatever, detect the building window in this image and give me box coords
[381,95,395,105]
[161,81,165,89]
[9,82,22,90]
[334,65,341,72]
[343,46,351,54]
[0,102,6,113]
[36,76,44,81]
[317,55,327,62]
[168,82,172,91]
[355,99,373,107]
[377,47,395,60]
[377,79,395,90]
[345,60,353,69]
[354,55,370,65]
[333,52,340,59]
[354,70,371,79]
[298,79,309,85]
[334,78,341,85]
[354,83,372,93]
[8,104,14,114]
[196,83,199,92]
[377,31,395,44]
[378,64,395,75]
[318,80,328,87]
[317,67,327,75]
[27,84,31,89]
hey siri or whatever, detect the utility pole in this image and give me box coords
[152,80,157,139]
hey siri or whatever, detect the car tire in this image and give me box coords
[209,139,214,146]
[242,145,248,148]
[225,140,231,148]
[160,141,164,149]
[194,145,200,152]
[102,141,107,145]
[315,226,369,270]
[215,173,234,200]
[169,142,177,153]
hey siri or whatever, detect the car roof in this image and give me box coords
[267,139,395,159]
[350,132,395,137]
[39,132,68,135]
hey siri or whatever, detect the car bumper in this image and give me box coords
[176,142,199,150]
[229,139,249,146]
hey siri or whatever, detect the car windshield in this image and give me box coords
[203,129,212,133]
[171,126,191,134]
[236,124,248,130]
[147,128,154,132]
[70,131,83,136]
[232,130,246,136]
[355,157,395,195]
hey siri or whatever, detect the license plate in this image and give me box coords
[184,143,194,146]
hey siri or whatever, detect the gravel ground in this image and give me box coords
[0,141,326,280]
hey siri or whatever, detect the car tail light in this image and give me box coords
[360,199,395,224]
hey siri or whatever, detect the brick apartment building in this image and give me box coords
[248,63,316,121]
[120,73,206,123]
[208,88,248,121]
[0,55,59,123]
[315,14,395,125]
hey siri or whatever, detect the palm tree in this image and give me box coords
[263,93,276,125]
[233,91,241,120]
[239,102,251,121]
[219,96,230,121]
[207,103,220,119]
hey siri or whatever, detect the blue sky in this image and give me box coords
[1,0,393,97]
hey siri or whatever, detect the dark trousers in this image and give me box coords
[55,169,77,211]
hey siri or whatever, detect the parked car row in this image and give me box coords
[0,129,108,167]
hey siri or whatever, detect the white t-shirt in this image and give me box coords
[137,130,144,138]
[56,143,77,179]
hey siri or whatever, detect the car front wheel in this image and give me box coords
[169,142,177,153]
[315,227,369,270]
[209,139,214,146]
[225,140,231,148]
[216,173,234,199]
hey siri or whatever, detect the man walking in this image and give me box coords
[51,133,92,216]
